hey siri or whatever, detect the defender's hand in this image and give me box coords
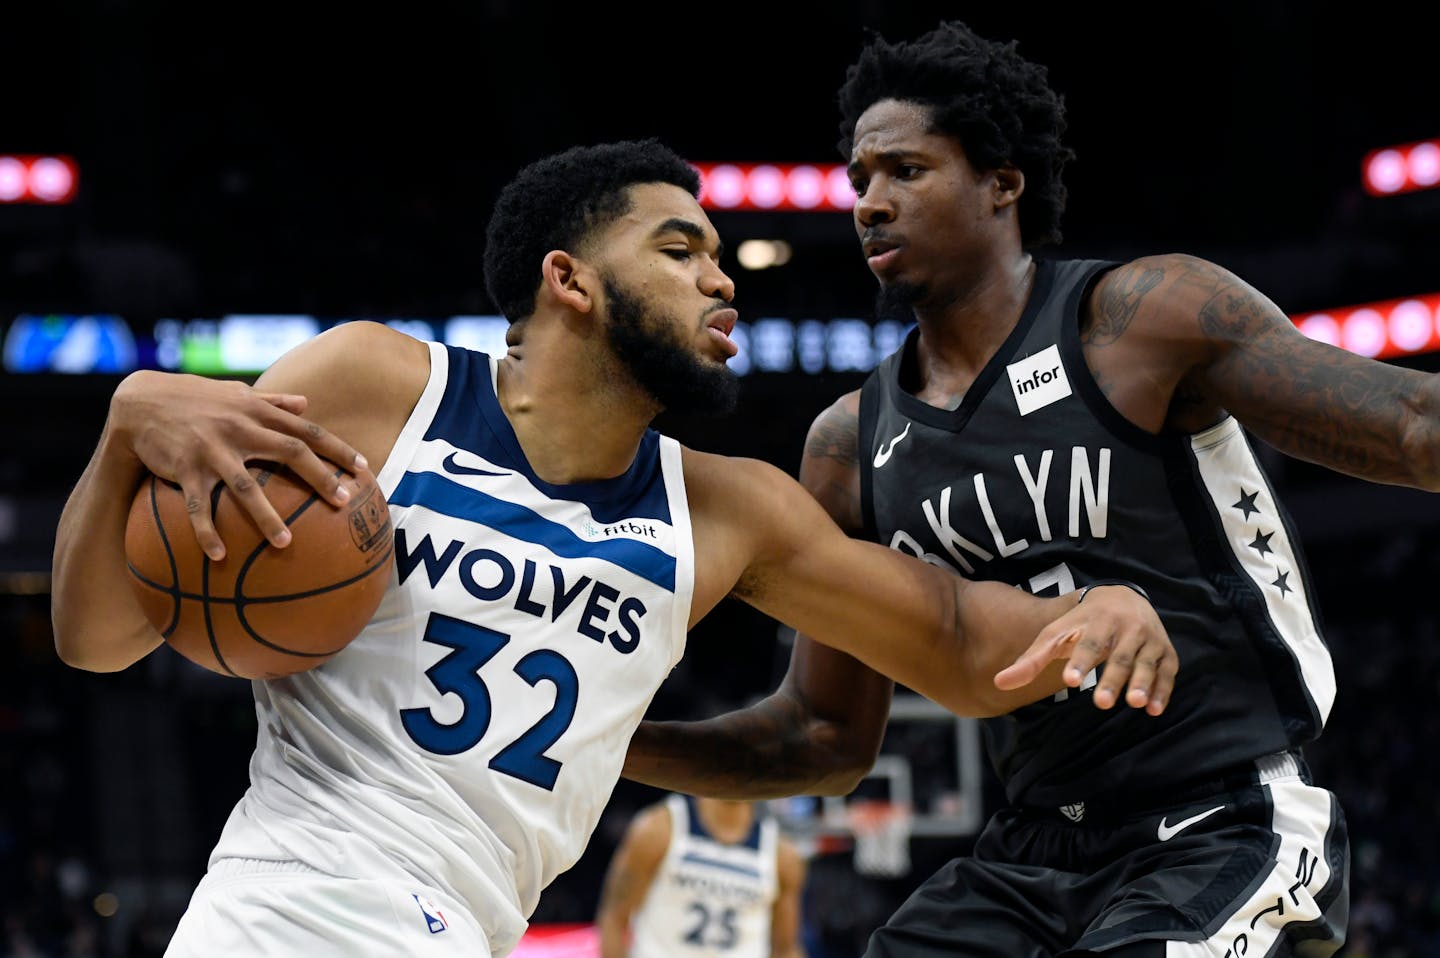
[993,585,1177,716]
[109,371,366,560]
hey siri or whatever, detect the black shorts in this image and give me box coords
[863,751,1349,957]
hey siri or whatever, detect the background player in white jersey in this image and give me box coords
[50,138,1177,957]
[597,795,806,958]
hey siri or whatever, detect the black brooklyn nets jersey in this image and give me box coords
[859,257,1336,810]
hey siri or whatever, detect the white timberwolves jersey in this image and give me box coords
[206,342,695,956]
[630,796,780,958]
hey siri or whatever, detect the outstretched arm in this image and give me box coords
[625,396,897,796]
[1089,253,1440,487]
[627,395,1175,797]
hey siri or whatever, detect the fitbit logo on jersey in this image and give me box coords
[1008,344,1072,416]
[583,518,659,540]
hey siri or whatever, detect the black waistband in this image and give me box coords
[1018,750,1312,826]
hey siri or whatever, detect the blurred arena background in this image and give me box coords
[4,2,1439,955]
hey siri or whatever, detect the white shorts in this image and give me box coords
[164,858,492,957]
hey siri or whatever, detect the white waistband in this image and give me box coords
[1256,750,1302,784]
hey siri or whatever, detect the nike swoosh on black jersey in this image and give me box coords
[873,422,912,468]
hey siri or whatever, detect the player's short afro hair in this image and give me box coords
[836,20,1075,248]
[483,138,702,321]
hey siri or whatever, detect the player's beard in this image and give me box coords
[875,279,928,317]
[603,275,739,417]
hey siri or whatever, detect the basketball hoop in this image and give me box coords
[847,800,912,878]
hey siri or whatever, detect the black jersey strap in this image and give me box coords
[857,368,882,543]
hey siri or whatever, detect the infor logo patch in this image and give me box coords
[1007,344,1072,416]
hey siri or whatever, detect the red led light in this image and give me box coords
[0,154,79,204]
[693,162,854,212]
[1293,293,1440,359]
[1362,138,1440,196]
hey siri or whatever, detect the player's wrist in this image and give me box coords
[1075,580,1150,604]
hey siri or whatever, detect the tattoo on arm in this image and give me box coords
[803,405,858,465]
[1086,267,1163,345]
[633,698,854,795]
[802,403,863,530]
[1180,259,1438,485]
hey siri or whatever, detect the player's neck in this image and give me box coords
[912,253,1036,386]
[696,802,755,844]
[495,342,654,485]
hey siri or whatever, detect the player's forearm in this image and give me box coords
[51,423,162,672]
[623,692,873,797]
[944,577,1079,715]
[596,917,629,958]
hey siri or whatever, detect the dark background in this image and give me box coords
[3,3,1439,956]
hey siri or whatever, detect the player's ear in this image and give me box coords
[541,250,596,315]
[993,164,1025,210]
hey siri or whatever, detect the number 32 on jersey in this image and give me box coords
[400,612,578,790]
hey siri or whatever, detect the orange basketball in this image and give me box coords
[125,462,394,680]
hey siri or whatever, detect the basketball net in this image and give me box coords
[847,800,911,878]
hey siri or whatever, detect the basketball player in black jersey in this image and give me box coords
[624,19,1440,957]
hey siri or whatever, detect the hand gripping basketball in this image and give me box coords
[125,461,394,679]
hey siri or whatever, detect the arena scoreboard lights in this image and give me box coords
[7,291,1440,378]
[0,313,914,378]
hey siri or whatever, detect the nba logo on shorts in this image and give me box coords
[413,894,448,934]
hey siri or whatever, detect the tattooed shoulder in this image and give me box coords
[1086,261,1165,346]
[804,395,861,467]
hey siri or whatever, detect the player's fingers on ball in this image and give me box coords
[224,466,292,548]
[301,417,368,476]
[290,453,357,508]
[276,420,366,489]
[257,432,354,507]
[181,486,227,561]
[255,391,309,415]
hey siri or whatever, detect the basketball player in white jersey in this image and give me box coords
[597,795,807,958]
[51,139,1176,957]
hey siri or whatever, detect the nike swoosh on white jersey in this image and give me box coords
[441,451,511,477]
[873,422,912,468]
[1157,804,1226,841]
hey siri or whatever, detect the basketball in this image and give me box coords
[124,462,394,680]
